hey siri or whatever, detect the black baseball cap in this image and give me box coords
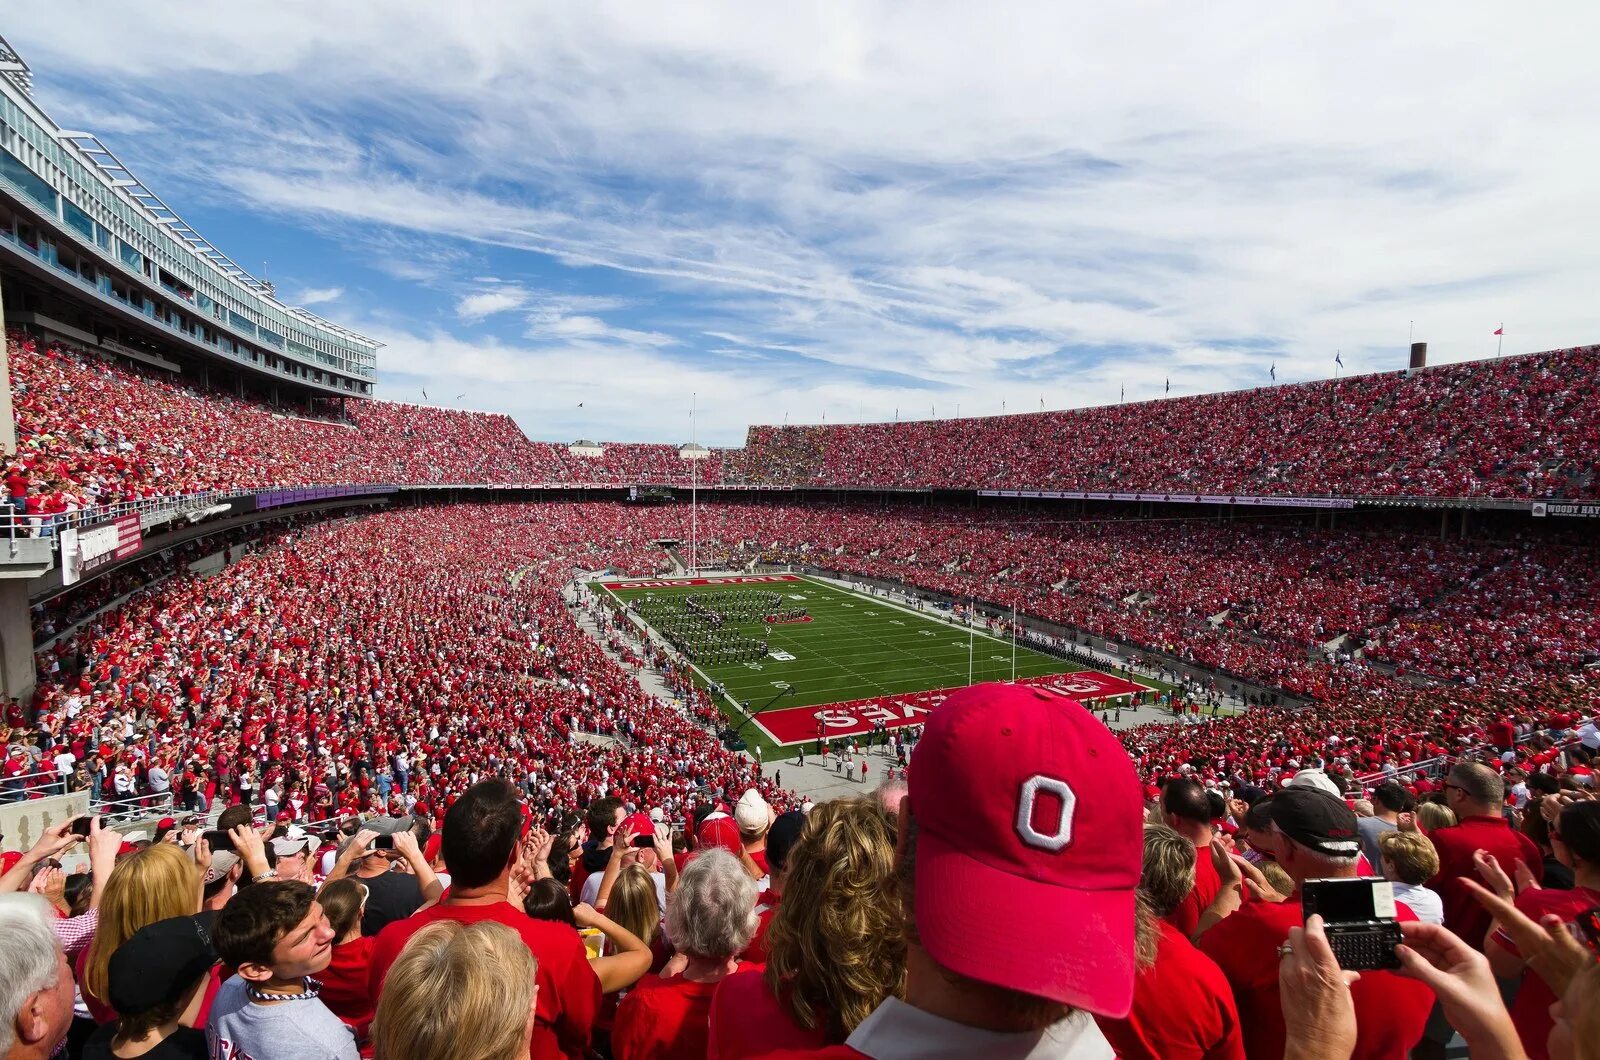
[1269,788,1361,859]
[107,913,217,1015]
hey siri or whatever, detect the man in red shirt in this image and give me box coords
[1198,788,1434,1059]
[1160,779,1223,938]
[367,780,600,1060]
[753,681,1143,1059]
[1096,823,1244,1059]
[1427,762,1543,949]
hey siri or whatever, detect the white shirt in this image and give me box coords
[580,868,667,913]
[1393,882,1445,925]
[845,997,1114,1060]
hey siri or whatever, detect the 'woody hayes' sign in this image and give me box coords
[752,670,1150,745]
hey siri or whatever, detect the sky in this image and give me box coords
[7,3,1600,446]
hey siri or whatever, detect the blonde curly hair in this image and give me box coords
[764,796,904,1041]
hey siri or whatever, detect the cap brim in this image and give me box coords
[914,827,1136,1018]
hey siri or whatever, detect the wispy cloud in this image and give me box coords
[289,285,344,306]
[456,287,530,320]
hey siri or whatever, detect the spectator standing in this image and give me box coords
[369,921,537,1060]
[570,797,625,903]
[1428,762,1543,947]
[82,913,215,1059]
[710,796,903,1057]
[1377,830,1444,925]
[1096,824,1244,1059]
[756,682,1141,1058]
[1159,779,1223,938]
[207,881,356,1060]
[1198,787,1434,1059]
[333,825,434,937]
[612,848,756,1060]
[1356,782,1412,869]
[1485,800,1600,1060]
[734,789,774,875]
[367,780,601,1060]
[0,893,75,1060]
[740,809,806,964]
[79,845,202,1026]
[308,879,374,1042]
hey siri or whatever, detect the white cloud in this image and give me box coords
[11,1,1600,436]
[456,287,529,320]
[289,286,344,306]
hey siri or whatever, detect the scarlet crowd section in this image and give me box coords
[20,501,1599,809]
[26,505,772,820]
[5,329,1598,511]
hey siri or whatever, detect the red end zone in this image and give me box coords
[751,670,1149,745]
[600,574,802,591]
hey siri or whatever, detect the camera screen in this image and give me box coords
[1305,878,1397,923]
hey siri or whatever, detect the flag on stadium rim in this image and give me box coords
[1335,351,1344,368]
[1493,325,1504,335]
[1270,362,1277,381]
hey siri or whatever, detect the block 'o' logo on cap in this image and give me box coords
[1016,775,1076,852]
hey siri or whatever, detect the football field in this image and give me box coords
[592,573,1161,757]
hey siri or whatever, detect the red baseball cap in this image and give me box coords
[620,812,655,844]
[907,682,1142,1017]
[696,814,742,856]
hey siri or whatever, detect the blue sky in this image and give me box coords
[7,3,1600,446]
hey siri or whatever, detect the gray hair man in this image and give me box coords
[0,894,75,1060]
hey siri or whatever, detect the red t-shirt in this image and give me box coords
[1167,844,1223,938]
[1493,884,1600,1060]
[743,890,781,965]
[368,901,600,1060]
[1199,897,1432,1059]
[1096,919,1245,1060]
[708,968,828,1059]
[318,936,375,1037]
[611,973,720,1060]
[1427,816,1544,948]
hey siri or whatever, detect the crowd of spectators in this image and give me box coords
[3,332,727,514]
[2,684,1597,1060]
[734,345,1600,499]
[16,503,776,825]
[6,331,1598,514]
[9,498,1598,805]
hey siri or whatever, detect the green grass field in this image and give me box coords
[593,574,1166,759]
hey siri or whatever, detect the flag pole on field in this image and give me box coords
[968,597,975,686]
[690,392,698,574]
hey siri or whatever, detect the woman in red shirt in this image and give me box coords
[612,848,756,1060]
[313,878,375,1043]
[710,797,903,1059]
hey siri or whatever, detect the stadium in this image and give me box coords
[0,15,1596,1060]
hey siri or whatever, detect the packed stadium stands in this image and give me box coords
[6,422,1599,1060]
[6,331,1599,519]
